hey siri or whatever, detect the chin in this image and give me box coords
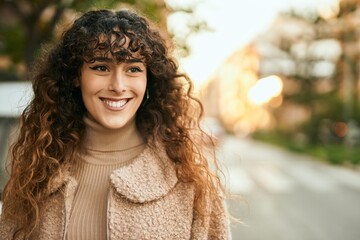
[104,123,127,129]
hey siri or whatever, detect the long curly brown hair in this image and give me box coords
[2,9,223,238]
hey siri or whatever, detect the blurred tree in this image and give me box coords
[0,0,120,80]
[261,0,360,163]
[317,0,360,128]
[0,0,206,81]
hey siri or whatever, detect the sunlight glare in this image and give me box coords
[248,75,283,105]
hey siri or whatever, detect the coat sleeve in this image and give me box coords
[190,194,232,240]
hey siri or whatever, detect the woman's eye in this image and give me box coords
[90,65,109,72]
[128,67,143,73]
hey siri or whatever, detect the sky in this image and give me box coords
[167,0,339,86]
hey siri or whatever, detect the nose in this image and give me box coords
[109,68,126,93]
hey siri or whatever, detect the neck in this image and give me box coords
[82,116,144,152]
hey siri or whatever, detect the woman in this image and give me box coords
[0,9,230,240]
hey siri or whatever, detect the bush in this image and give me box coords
[252,131,360,165]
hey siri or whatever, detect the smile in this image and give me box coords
[101,98,129,109]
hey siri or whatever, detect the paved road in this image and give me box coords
[219,136,360,240]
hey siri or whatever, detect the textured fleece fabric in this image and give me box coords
[0,145,231,240]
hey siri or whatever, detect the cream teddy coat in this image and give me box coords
[0,145,231,240]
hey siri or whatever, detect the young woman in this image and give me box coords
[0,9,230,240]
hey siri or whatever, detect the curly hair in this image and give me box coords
[1,9,223,238]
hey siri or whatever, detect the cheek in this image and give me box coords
[80,73,102,94]
[138,79,147,97]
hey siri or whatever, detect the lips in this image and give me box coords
[101,98,130,109]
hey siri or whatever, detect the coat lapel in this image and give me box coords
[109,144,178,203]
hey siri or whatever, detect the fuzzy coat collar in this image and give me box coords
[48,143,178,203]
[109,145,178,203]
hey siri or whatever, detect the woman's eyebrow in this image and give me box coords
[125,58,144,64]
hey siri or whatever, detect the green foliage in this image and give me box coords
[0,0,205,81]
[133,0,165,24]
[257,87,360,166]
[64,0,122,11]
[0,24,25,64]
[279,1,360,149]
[0,0,172,80]
[253,131,360,165]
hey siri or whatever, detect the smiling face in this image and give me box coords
[80,56,147,129]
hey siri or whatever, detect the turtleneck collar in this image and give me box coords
[82,115,144,152]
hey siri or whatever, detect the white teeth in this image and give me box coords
[103,99,127,108]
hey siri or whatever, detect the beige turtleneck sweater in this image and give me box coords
[67,116,145,240]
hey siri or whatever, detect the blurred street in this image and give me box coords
[220,135,360,240]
